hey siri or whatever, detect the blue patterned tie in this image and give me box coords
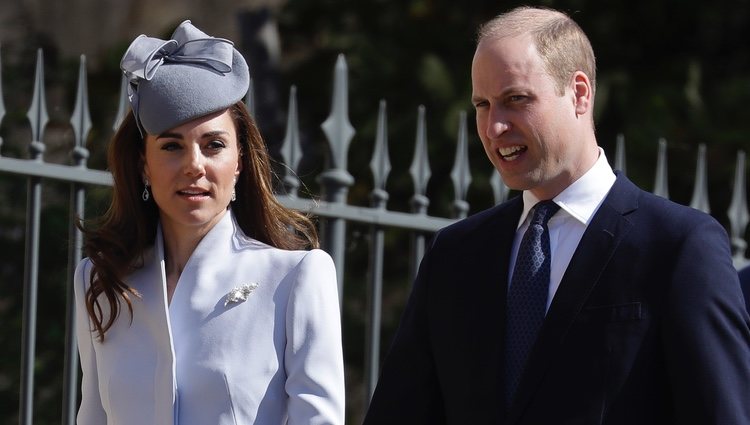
[505,200,560,407]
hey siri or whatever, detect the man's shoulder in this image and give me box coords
[446,196,520,229]
[608,174,719,229]
[434,196,522,246]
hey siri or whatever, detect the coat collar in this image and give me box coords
[142,209,240,423]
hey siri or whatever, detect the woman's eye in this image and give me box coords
[206,140,226,150]
[161,142,181,151]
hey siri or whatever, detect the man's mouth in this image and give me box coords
[498,145,527,161]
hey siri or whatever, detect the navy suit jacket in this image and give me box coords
[364,173,750,425]
[740,265,750,310]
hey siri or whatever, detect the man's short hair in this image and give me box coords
[477,6,596,97]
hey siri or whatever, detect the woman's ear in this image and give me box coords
[140,155,150,183]
[235,154,243,176]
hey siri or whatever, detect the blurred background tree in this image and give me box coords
[0,0,748,423]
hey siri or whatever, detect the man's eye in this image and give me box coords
[508,95,526,103]
[473,100,488,109]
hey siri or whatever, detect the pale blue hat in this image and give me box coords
[120,20,250,135]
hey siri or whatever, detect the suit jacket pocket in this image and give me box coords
[576,302,642,324]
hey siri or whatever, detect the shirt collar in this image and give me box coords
[517,147,616,228]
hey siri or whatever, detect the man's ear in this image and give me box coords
[572,71,592,116]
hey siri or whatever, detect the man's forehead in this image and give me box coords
[473,39,544,79]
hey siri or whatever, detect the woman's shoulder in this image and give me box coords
[238,240,332,266]
[73,257,96,302]
[74,258,94,285]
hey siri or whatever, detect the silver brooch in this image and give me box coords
[224,283,259,306]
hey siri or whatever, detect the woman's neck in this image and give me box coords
[159,217,219,303]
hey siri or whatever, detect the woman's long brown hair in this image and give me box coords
[79,102,318,341]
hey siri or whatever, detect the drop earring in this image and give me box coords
[142,179,150,201]
[231,177,237,202]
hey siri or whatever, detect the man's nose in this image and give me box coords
[486,108,510,139]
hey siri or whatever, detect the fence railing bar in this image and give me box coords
[61,55,93,425]
[319,54,355,304]
[0,157,113,185]
[614,133,626,174]
[490,171,509,205]
[364,100,390,405]
[279,195,453,231]
[19,48,49,425]
[409,105,432,282]
[728,150,749,268]
[244,78,256,118]
[0,43,5,152]
[20,176,42,425]
[365,221,385,404]
[653,137,669,199]
[689,143,710,213]
[113,75,128,131]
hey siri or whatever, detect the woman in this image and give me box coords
[74,20,345,424]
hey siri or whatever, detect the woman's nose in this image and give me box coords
[184,146,205,176]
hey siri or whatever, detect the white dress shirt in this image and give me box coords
[509,148,617,311]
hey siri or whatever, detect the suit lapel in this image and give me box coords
[507,174,639,423]
[441,196,522,423]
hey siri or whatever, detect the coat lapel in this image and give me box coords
[507,174,639,423]
[152,221,178,425]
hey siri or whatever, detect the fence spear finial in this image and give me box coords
[409,105,431,211]
[70,55,92,155]
[27,48,48,159]
[370,100,391,191]
[450,111,471,218]
[321,54,355,171]
[281,85,301,196]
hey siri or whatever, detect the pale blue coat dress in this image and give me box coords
[74,210,345,424]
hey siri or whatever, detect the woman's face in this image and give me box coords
[142,109,241,238]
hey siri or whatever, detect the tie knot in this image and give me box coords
[530,200,560,226]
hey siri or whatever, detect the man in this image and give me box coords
[363,6,750,425]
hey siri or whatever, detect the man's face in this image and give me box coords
[471,34,590,200]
